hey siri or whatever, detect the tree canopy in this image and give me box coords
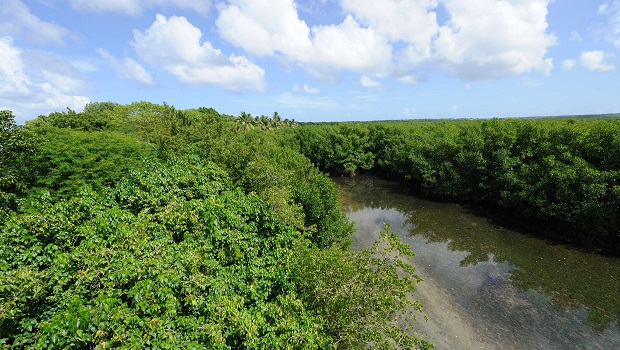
[0,103,432,349]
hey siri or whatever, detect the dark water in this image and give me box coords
[334,175,620,350]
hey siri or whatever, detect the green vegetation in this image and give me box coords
[0,111,34,213]
[286,117,620,251]
[7,101,617,347]
[0,103,431,349]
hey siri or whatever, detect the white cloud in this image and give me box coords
[0,38,30,95]
[341,0,438,65]
[97,49,155,86]
[308,16,392,77]
[562,59,577,70]
[433,0,556,80]
[397,74,420,84]
[579,50,616,72]
[520,77,544,87]
[132,14,266,92]
[292,83,319,94]
[42,71,87,94]
[397,107,416,118]
[216,0,392,80]
[68,0,211,15]
[215,1,556,84]
[562,51,616,72]
[569,30,582,42]
[0,37,89,122]
[216,0,312,57]
[598,1,620,47]
[0,0,70,45]
[360,75,382,89]
[599,3,610,15]
[71,59,99,73]
[342,0,438,44]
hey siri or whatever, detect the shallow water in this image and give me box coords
[334,175,620,350]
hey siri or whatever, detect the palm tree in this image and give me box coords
[236,111,254,131]
[284,118,297,128]
[272,112,282,127]
[258,115,272,131]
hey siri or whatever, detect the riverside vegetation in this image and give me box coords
[2,102,619,348]
[284,117,620,251]
[0,104,431,349]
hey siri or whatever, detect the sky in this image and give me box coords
[1,0,620,123]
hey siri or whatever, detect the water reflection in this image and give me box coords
[335,175,620,350]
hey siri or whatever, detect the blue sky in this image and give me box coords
[1,0,620,123]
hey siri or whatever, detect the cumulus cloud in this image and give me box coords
[397,75,421,84]
[520,77,544,87]
[292,83,320,94]
[0,38,30,96]
[216,0,312,57]
[569,30,583,42]
[308,16,392,78]
[562,59,577,70]
[562,51,615,72]
[433,0,557,80]
[68,0,211,15]
[342,0,438,44]
[216,0,555,83]
[0,0,70,45]
[397,107,416,118]
[578,50,616,72]
[97,49,155,86]
[341,0,438,66]
[0,37,89,122]
[360,75,382,89]
[41,70,87,95]
[216,0,392,80]
[132,14,266,92]
[598,1,620,47]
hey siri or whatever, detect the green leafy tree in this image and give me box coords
[0,110,33,211]
[1,158,432,349]
[22,125,154,198]
[292,225,433,349]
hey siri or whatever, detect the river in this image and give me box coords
[333,175,620,350]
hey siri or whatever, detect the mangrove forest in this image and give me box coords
[2,101,619,348]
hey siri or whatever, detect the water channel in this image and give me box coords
[333,175,620,350]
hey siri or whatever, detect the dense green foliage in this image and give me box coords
[292,124,375,176]
[21,126,154,198]
[287,118,620,250]
[0,103,431,349]
[0,111,33,213]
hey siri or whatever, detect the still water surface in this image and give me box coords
[334,175,620,350]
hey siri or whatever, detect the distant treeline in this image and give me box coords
[0,103,432,349]
[283,117,620,251]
